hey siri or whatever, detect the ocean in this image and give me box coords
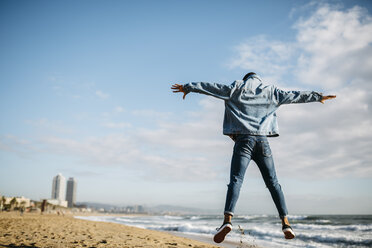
[75,214,372,248]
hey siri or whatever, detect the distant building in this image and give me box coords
[47,199,68,208]
[66,177,77,208]
[52,173,66,201]
[3,196,31,208]
[134,205,144,213]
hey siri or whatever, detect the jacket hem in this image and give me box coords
[223,131,279,137]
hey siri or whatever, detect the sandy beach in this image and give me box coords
[0,212,223,248]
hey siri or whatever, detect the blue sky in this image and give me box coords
[1,0,372,214]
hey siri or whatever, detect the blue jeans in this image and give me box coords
[224,135,288,218]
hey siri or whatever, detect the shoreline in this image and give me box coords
[168,231,261,248]
[73,213,262,248]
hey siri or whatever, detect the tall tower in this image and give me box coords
[51,173,66,201]
[66,177,77,208]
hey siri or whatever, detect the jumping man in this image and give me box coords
[171,72,336,243]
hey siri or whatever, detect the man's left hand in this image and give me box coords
[320,95,336,104]
[171,84,188,99]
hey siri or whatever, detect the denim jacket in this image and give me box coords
[183,74,322,137]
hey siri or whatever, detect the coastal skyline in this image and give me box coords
[1,0,372,215]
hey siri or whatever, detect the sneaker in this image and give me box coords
[213,222,232,243]
[282,224,295,239]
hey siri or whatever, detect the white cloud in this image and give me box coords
[0,135,40,158]
[0,97,230,182]
[228,36,296,81]
[95,90,110,99]
[228,3,372,179]
[274,4,372,179]
[115,106,125,113]
[230,4,372,90]
[25,118,74,134]
[294,5,372,89]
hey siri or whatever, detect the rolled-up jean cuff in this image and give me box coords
[280,215,287,219]
[224,211,234,216]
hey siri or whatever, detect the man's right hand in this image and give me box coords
[320,95,336,104]
[171,84,188,99]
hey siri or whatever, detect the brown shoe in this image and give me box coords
[282,224,295,239]
[213,222,232,243]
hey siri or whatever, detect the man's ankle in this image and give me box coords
[281,216,290,226]
[224,213,232,223]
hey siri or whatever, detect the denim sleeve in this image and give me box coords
[183,81,238,100]
[273,87,323,105]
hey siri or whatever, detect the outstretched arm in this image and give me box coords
[273,87,336,105]
[171,81,238,100]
